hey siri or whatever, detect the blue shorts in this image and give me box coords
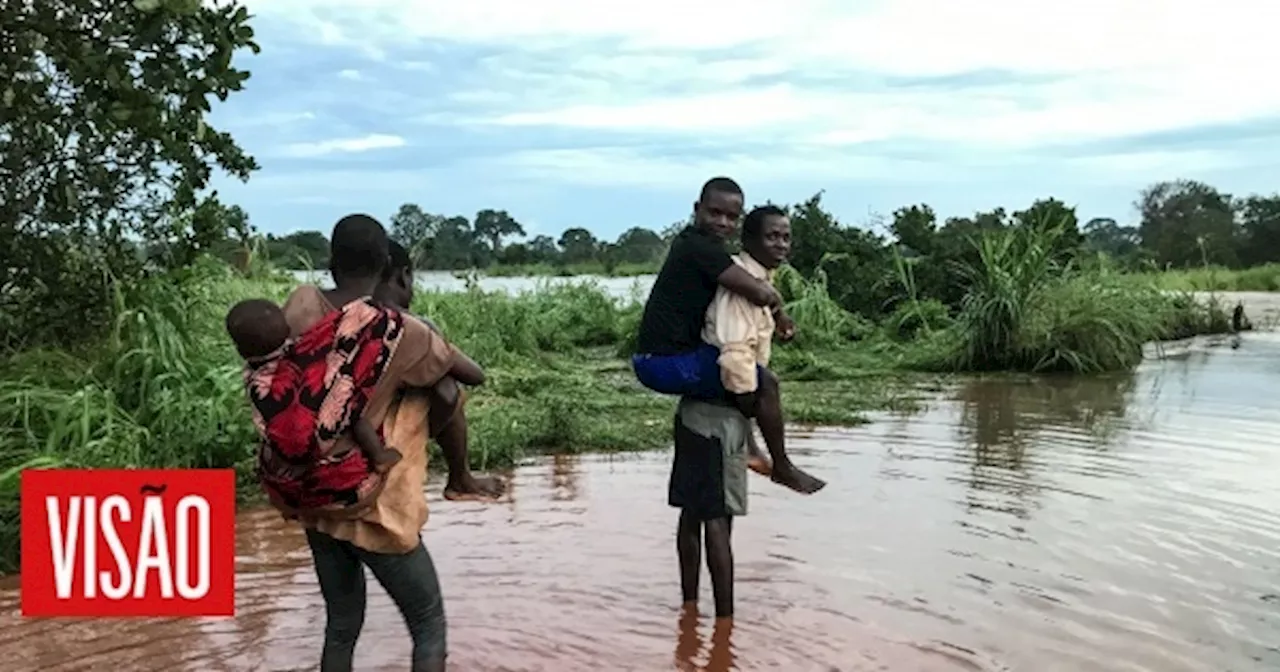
[632,343,765,401]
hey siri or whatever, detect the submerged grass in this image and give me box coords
[0,234,1234,573]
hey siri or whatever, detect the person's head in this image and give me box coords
[693,177,744,241]
[375,240,414,310]
[328,214,390,286]
[225,298,290,360]
[741,205,791,269]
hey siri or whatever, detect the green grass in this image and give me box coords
[929,224,1202,373]
[1142,263,1280,292]
[0,257,919,573]
[0,236,1236,573]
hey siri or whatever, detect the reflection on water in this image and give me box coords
[4,334,1280,670]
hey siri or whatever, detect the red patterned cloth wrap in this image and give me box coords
[245,298,405,518]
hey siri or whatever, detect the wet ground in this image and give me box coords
[3,309,1279,671]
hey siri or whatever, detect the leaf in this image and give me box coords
[109,101,133,122]
[132,0,162,11]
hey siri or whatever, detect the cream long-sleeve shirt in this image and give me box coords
[701,253,776,394]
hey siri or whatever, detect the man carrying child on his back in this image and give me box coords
[632,177,825,495]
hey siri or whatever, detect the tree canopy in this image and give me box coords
[2,0,260,350]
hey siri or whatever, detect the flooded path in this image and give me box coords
[4,334,1280,670]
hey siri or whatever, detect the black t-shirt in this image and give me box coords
[636,226,735,356]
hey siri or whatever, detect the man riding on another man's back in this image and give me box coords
[631,177,825,495]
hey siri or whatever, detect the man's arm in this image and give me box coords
[448,352,485,386]
[686,235,783,310]
[396,318,458,389]
[717,264,783,309]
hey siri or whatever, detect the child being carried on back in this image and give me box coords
[225,298,402,475]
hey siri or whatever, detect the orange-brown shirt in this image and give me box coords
[279,285,457,553]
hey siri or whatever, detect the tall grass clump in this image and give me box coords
[0,258,282,571]
[932,223,1209,373]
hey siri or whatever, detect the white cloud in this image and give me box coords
[229,0,1280,216]
[337,68,362,80]
[242,0,1278,151]
[278,133,406,158]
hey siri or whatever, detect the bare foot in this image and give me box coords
[372,448,403,474]
[443,474,505,501]
[747,455,773,477]
[771,462,826,494]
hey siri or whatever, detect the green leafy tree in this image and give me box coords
[613,227,665,264]
[266,229,329,269]
[473,209,525,254]
[1013,198,1082,262]
[390,203,440,267]
[1,0,260,350]
[890,204,938,257]
[429,216,477,269]
[1137,180,1239,267]
[786,192,895,318]
[1082,217,1142,264]
[1236,194,1280,266]
[527,235,559,263]
[558,227,599,264]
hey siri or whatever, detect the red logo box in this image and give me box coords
[20,469,236,617]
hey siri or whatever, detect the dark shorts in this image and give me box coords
[668,397,751,520]
[632,343,766,400]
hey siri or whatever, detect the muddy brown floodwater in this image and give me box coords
[3,332,1280,671]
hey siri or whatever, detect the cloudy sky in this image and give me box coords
[210,0,1280,241]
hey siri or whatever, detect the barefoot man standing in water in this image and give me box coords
[631,178,825,617]
[270,214,499,671]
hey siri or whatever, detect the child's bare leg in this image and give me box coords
[425,378,503,500]
[677,509,703,606]
[353,419,401,474]
[703,516,734,618]
[754,368,826,494]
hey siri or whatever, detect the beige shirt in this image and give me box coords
[280,285,457,554]
[701,253,776,394]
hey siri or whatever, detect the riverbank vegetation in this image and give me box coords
[0,0,1259,573]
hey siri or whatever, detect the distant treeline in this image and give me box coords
[224,180,1280,276]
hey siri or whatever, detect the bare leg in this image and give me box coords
[424,378,503,500]
[703,517,734,618]
[677,509,703,605]
[754,368,826,494]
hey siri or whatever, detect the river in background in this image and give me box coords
[1,278,1277,671]
[291,270,1280,329]
[291,269,655,302]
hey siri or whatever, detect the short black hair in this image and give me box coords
[383,240,412,282]
[329,214,389,278]
[225,298,289,360]
[742,205,787,244]
[699,176,743,202]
